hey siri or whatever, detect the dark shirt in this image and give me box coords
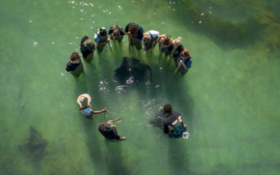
[163,112,181,134]
[80,36,93,59]
[124,22,144,40]
[108,25,125,36]
[65,61,80,72]
[173,44,184,57]
[98,125,121,140]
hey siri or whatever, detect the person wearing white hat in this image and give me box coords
[77,94,107,119]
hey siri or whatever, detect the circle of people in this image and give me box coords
[66,22,191,141]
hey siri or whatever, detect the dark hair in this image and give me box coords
[164,104,172,113]
[99,28,107,37]
[163,36,172,45]
[128,24,139,34]
[70,52,81,61]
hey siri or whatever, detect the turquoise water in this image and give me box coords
[0,0,280,175]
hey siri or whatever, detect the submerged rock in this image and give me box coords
[114,57,152,85]
[18,126,47,160]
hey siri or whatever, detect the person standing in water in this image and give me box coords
[177,49,193,75]
[77,94,107,119]
[158,34,174,56]
[108,25,125,42]
[142,30,160,51]
[65,52,81,72]
[80,36,97,62]
[125,22,144,50]
[65,52,83,77]
[171,37,184,65]
[163,104,187,138]
[94,27,110,52]
[98,120,126,141]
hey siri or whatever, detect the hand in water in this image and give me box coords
[103,108,108,112]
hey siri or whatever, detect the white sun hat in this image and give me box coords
[77,94,91,108]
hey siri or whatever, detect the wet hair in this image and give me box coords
[163,36,173,46]
[164,104,172,113]
[128,24,139,34]
[143,33,151,43]
[83,38,96,50]
[180,49,192,58]
[173,37,182,46]
[70,52,81,61]
[99,28,107,37]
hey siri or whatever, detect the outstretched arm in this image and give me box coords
[91,108,107,114]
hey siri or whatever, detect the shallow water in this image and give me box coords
[1,0,280,175]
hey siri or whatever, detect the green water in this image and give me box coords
[1,0,280,175]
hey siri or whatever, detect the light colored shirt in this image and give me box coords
[80,107,92,117]
[94,27,107,44]
[142,30,160,43]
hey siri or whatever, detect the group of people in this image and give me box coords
[65,22,193,77]
[77,94,189,141]
[67,22,191,141]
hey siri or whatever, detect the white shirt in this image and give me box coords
[142,30,159,43]
[94,27,107,44]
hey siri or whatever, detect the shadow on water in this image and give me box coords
[163,0,268,50]
[104,141,130,175]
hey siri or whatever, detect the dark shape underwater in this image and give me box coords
[18,126,47,160]
[149,109,166,130]
[114,57,152,85]
[149,110,181,131]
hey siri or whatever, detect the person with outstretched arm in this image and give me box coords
[99,120,126,141]
[77,94,107,119]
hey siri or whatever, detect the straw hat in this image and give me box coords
[77,94,91,108]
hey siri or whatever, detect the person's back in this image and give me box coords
[98,120,126,141]
[163,104,187,138]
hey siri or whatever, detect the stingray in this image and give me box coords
[149,109,167,130]
[18,126,48,160]
[114,57,152,85]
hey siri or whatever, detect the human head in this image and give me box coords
[104,121,113,131]
[164,104,172,113]
[143,33,151,43]
[112,25,121,38]
[173,37,182,47]
[128,24,139,35]
[99,28,107,37]
[83,38,96,51]
[163,36,173,46]
[70,52,81,61]
[180,49,191,58]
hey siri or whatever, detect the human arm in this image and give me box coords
[163,121,169,135]
[97,38,110,45]
[91,108,107,114]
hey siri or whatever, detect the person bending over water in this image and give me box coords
[171,37,184,63]
[77,94,107,119]
[125,22,144,50]
[163,104,187,138]
[142,30,160,51]
[94,27,110,52]
[65,52,81,72]
[80,36,97,62]
[158,35,174,56]
[99,120,126,141]
[108,25,125,42]
[177,49,193,75]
